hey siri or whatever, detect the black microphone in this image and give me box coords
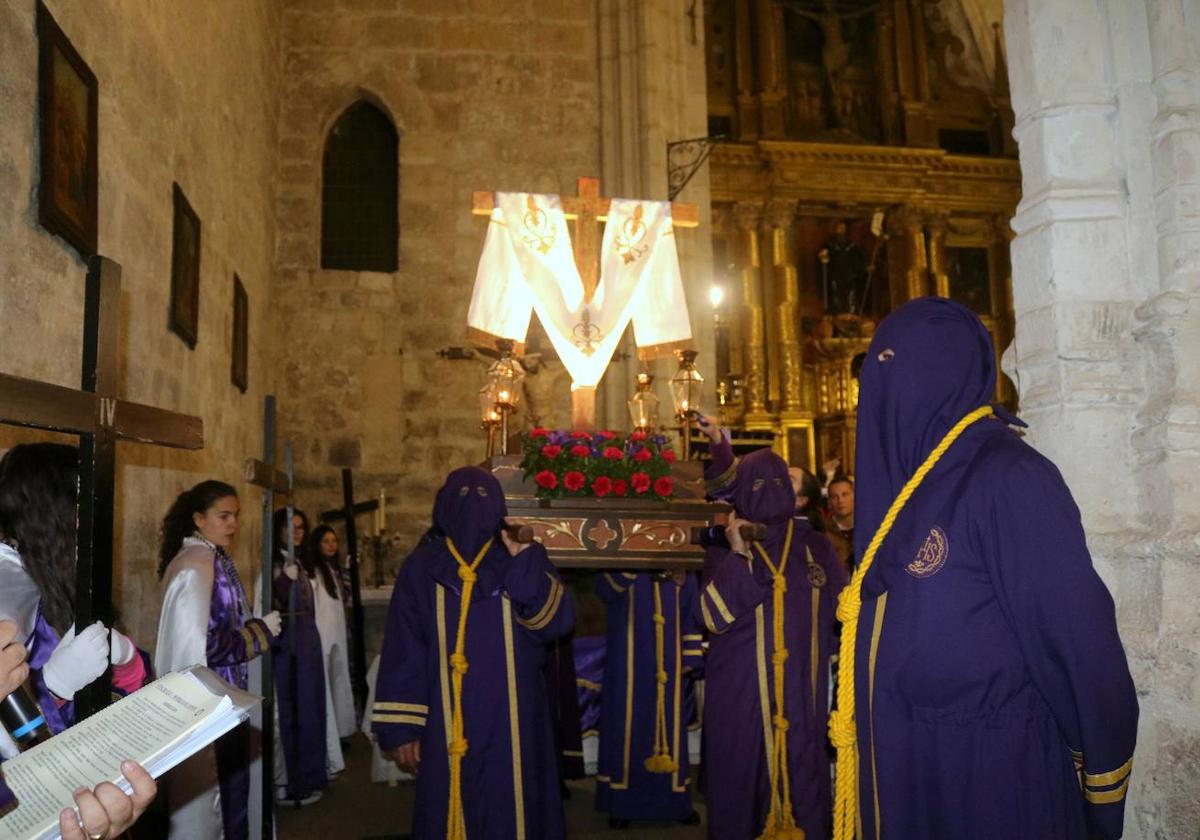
[1,684,51,749]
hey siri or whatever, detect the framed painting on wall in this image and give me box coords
[231,275,248,392]
[37,1,98,258]
[169,183,201,348]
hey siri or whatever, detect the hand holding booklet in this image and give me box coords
[0,667,258,840]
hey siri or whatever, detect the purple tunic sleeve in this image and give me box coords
[206,617,273,668]
[499,543,574,641]
[696,546,772,635]
[978,451,1138,840]
[703,436,738,499]
[372,560,429,752]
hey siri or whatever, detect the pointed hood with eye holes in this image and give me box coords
[432,466,508,560]
[853,297,1020,568]
[732,448,796,552]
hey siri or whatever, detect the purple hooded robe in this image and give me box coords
[372,467,573,839]
[698,448,848,840]
[594,571,703,823]
[849,298,1138,839]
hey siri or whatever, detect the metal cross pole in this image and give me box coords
[0,255,204,718]
[242,395,289,840]
[318,469,371,719]
[283,442,301,807]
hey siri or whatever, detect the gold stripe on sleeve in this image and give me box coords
[705,582,735,624]
[1084,757,1133,788]
[371,713,427,726]
[374,702,429,714]
[517,574,564,630]
[1085,777,1131,804]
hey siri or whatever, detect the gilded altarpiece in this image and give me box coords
[705,0,1019,474]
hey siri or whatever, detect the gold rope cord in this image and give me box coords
[828,406,994,840]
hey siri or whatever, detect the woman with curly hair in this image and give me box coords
[156,480,281,840]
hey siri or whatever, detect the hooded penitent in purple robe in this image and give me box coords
[156,537,275,840]
[594,572,703,824]
[698,448,848,840]
[272,569,329,800]
[372,467,573,840]
[847,298,1138,839]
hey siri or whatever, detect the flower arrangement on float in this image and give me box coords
[519,428,676,500]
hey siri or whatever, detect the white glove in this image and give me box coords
[109,629,136,666]
[43,621,108,700]
[261,611,282,637]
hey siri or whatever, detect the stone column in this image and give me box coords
[1005,0,1199,833]
[754,0,788,138]
[925,212,951,298]
[733,201,770,422]
[596,0,715,431]
[764,199,803,413]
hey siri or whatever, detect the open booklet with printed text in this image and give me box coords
[0,667,258,840]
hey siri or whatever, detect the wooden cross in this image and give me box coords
[0,255,204,718]
[241,395,290,839]
[471,176,700,426]
[318,469,371,717]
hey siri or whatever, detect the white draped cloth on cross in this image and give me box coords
[468,191,693,389]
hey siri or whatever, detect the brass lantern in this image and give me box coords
[627,372,660,432]
[479,384,502,459]
[485,339,525,455]
[670,349,703,460]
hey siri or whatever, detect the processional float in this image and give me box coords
[467,178,727,570]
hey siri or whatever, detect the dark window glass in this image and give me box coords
[708,115,733,138]
[938,128,992,156]
[321,101,398,272]
[946,247,992,313]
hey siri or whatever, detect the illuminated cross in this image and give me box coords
[472,177,699,427]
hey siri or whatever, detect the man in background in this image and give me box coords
[826,477,855,570]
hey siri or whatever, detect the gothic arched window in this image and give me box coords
[320,101,398,272]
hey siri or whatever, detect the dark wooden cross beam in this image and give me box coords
[0,255,203,719]
[319,469,370,718]
[241,395,290,839]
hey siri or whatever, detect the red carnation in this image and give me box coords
[592,476,613,497]
[661,449,677,463]
[570,445,591,457]
[630,430,648,442]
[530,427,550,439]
[571,430,590,439]
[597,430,616,440]
[631,471,651,494]
[563,470,586,491]
[633,448,651,463]
[541,444,563,458]
[535,470,558,490]
[653,476,674,497]
[612,479,629,497]
[603,446,624,460]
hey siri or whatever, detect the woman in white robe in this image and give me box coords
[307,526,357,749]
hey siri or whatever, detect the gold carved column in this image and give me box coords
[765,199,815,469]
[734,0,758,141]
[887,208,930,307]
[733,202,770,424]
[926,212,951,298]
[764,199,803,413]
[754,0,788,138]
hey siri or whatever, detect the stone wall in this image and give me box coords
[0,0,282,646]
[1004,0,1200,835]
[270,0,604,552]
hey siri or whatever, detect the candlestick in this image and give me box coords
[377,487,386,534]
